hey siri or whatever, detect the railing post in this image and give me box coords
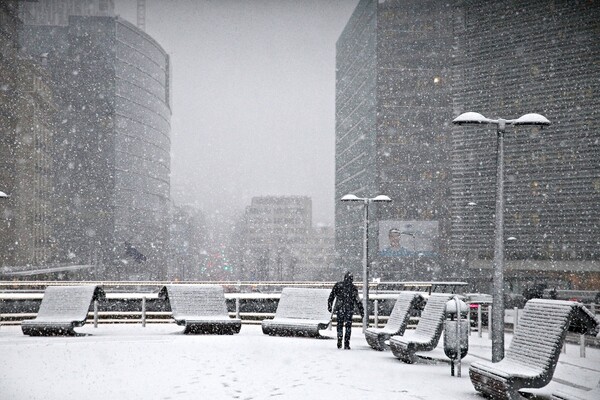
[466,306,471,336]
[562,342,567,354]
[477,305,483,338]
[93,300,98,328]
[141,296,146,327]
[455,296,462,378]
[487,305,492,339]
[580,334,586,358]
[374,299,379,328]
[236,281,242,320]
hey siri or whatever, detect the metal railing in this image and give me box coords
[0,280,465,328]
[0,291,400,326]
[0,280,467,292]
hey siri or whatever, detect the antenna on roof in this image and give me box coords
[137,0,146,31]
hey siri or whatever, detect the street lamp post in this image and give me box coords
[341,194,392,332]
[453,112,550,362]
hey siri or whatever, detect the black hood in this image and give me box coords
[343,271,353,283]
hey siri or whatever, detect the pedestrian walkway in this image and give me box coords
[0,324,598,399]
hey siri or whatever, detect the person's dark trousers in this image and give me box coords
[336,310,353,349]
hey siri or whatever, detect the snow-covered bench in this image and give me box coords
[261,287,331,337]
[159,284,241,334]
[21,285,105,336]
[365,292,424,351]
[470,299,600,400]
[388,293,453,363]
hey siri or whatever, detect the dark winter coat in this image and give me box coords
[328,272,364,316]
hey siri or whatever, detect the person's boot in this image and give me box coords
[337,337,342,349]
[344,339,351,350]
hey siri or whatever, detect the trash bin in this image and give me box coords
[444,296,469,376]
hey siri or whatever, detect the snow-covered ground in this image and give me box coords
[1,323,598,400]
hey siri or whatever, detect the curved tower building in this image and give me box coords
[18,10,171,280]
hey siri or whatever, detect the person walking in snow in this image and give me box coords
[328,271,364,349]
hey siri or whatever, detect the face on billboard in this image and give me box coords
[378,220,439,258]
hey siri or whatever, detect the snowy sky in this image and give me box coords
[114,0,359,225]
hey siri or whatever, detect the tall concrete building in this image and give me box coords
[336,0,600,293]
[335,0,454,282]
[450,0,600,293]
[15,5,171,280]
[0,2,60,270]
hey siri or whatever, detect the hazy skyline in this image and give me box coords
[114,0,359,225]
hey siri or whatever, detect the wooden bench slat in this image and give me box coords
[469,299,600,400]
[389,293,453,363]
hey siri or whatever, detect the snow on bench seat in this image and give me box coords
[21,285,105,336]
[469,299,600,400]
[365,292,424,351]
[388,293,453,363]
[261,287,331,337]
[159,284,241,334]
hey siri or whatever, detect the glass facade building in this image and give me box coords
[19,15,171,280]
[113,19,171,280]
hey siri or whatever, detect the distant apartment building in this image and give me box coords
[301,225,335,281]
[19,0,114,26]
[335,0,454,282]
[238,196,312,281]
[170,205,207,281]
[13,2,171,280]
[236,196,325,281]
[336,0,600,292]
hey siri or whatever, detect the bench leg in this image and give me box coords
[22,326,77,336]
[392,347,417,363]
[365,333,384,351]
[470,370,528,400]
[506,390,528,400]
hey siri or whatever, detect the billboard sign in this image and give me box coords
[378,220,439,258]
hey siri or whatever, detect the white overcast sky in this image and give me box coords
[114,0,359,225]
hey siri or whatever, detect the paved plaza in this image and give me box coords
[1,323,598,400]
